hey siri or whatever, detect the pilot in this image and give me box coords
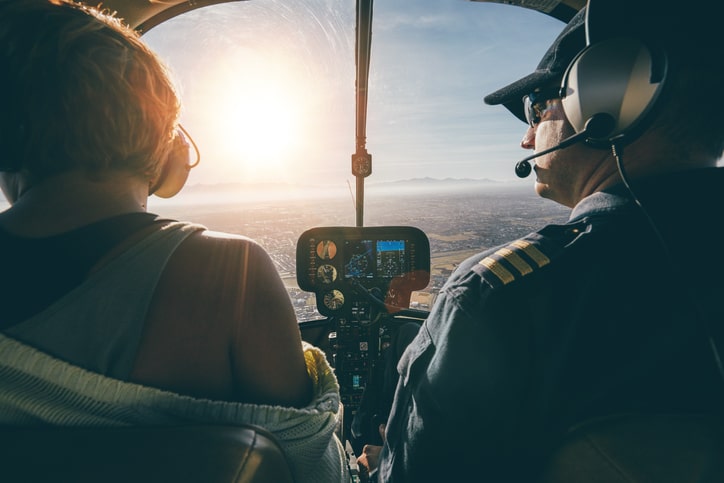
[0,1,347,482]
[366,0,724,481]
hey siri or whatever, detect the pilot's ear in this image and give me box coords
[149,129,193,198]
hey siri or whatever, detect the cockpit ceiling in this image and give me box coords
[93,0,584,32]
[470,0,586,22]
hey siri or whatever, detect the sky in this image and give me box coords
[142,0,566,193]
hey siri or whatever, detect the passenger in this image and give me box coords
[363,1,724,481]
[0,1,347,482]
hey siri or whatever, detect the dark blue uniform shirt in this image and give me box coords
[377,168,724,482]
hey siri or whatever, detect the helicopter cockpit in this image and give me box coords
[3,0,723,482]
[130,0,572,453]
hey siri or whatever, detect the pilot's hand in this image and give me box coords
[358,444,382,476]
[358,423,386,477]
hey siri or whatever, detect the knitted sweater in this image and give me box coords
[0,334,349,483]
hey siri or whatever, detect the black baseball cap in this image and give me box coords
[483,8,587,124]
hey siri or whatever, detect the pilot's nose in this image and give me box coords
[520,126,535,150]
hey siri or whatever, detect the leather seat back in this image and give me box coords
[0,424,294,483]
[541,413,724,483]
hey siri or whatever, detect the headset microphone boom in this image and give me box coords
[514,112,615,178]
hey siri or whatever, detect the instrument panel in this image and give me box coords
[296,226,431,316]
[296,226,430,445]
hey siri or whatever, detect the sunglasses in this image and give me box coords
[523,87,562,128]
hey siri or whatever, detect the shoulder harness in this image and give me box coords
[473,220,590,289]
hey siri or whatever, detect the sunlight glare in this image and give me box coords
[203,51,303,181]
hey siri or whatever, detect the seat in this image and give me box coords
[540,413,724,483]
[0,424,294,483]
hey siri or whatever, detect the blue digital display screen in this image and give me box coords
[343,239,406,279]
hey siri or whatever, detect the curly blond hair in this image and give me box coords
[0,0,181,183]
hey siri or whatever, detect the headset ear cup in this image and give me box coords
[149,131,191,198]
[561,36,667,144]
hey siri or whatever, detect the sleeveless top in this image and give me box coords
[1,215,204,379]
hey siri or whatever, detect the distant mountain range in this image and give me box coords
[368,177,500,188]
[184,177,510,193]
[149,177,530,207]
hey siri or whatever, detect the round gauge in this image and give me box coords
[323,290,345,310]
[316,240,337,260]
[316,264,337,284]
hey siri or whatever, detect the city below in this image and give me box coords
[149,179,572,321]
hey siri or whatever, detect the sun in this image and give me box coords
[200,52,304,181]
[218,85,296,161]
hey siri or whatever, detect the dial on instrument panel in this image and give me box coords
[316,240,337,260]
[317,264,338,284]
[323,290,345,311]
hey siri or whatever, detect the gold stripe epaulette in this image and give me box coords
[473,221,588,289]
[475,237,555,289]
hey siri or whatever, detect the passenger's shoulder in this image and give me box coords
[182,229,267,256]
[464,220,590,290]
[169,229,275,283]
[192,229,256,245]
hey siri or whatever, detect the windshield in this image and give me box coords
[142,0,568,321]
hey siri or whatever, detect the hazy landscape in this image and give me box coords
[149,178,571,320]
